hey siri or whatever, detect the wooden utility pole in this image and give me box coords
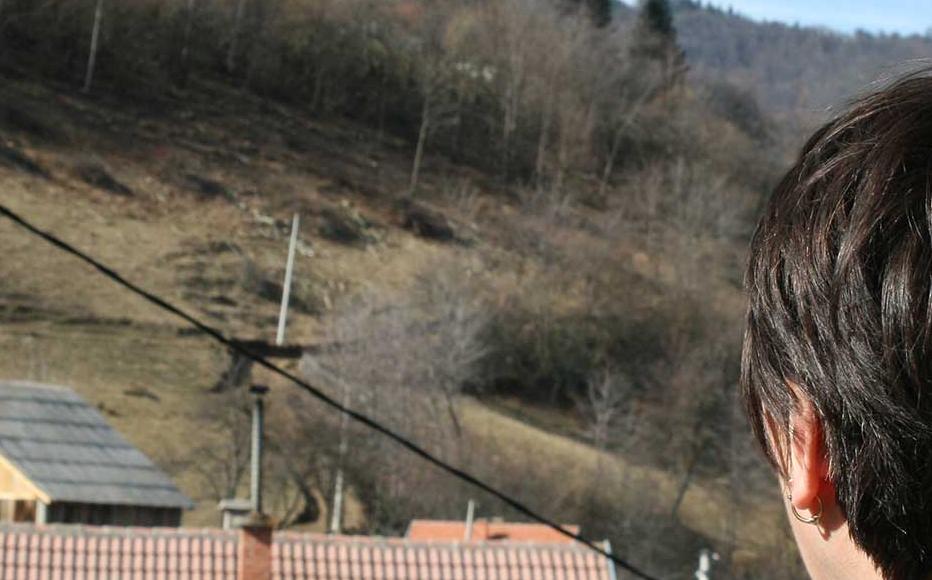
[276,214,300,346]
[83,0,105,93]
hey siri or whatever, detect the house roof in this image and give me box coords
[0,524,237,579]
[406,519,582,543]
[275,532,614,580]
[0,381,193,509]
[0,525,615,580]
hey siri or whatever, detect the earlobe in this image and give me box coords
[787,398,826,517]
[787,485,824,525]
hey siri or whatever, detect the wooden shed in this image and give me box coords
[0,381,193,526]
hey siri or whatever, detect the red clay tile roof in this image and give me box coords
[274,532,612,580]
[0,525,614,580]
[406,519,582,543]
[0,524,237,579]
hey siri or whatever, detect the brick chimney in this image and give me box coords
[238,517,273,580]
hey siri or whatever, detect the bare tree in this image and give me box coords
[410,265,489,436]
[226,0,248,74]
[521,8,591,190]
[407,27,457,197]
[0,0,6,44]
[309,263,487,448]
[488,0,536,178]
[175,0,198,86]
[597,59,656,196]
[408,88,433,196]
[82,0,105,93]
[187,391,252,502]
[580,369,630,450]
[293,259,489,532]
[577,368,634,485]
[406,3,494,196]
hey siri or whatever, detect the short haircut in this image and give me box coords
[742,70,932,580]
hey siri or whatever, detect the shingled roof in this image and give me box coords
[0,381,193,509]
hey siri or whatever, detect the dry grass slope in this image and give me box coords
[0,72,795,575]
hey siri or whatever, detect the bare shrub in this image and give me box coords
[185,388,252,503]
[294,257,489,532]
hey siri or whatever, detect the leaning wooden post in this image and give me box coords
[276,214,299,346]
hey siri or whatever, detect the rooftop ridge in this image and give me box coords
[0,434,136,448]
[0,522,238,539]
[0,380,78,394]
[273,531,597,549]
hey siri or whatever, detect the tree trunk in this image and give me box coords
[311,64,327,112]
[535,109,552,190]
[501,71,521,180]
[535,66,558,189]
[599,124,625,197]
[408,96,431,197]
[554,121,569,194]
[671,438,704,520]
[177,0,197,87]
[441,387,463,439]
[226,0,248,74]
[598,90,651,196]
[0,0,6,45]
[82,0,104,93]
[377,74,387,141]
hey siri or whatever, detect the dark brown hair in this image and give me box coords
[742,70,932,580]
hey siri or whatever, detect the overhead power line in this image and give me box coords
[0,202,661,580]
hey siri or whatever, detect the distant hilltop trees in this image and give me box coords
[0,0,714,196]
[666,0,932,118]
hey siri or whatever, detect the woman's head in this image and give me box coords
[742,70,932,580]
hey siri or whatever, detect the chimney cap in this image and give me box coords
[241,511,275,528]
[218,498,253,512]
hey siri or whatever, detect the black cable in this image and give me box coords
[0,202,662,580]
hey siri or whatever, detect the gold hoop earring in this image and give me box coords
[789,496,823,525]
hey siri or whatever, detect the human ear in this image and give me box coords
[787,396,827,516]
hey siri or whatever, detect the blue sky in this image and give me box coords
[622,1,932,36]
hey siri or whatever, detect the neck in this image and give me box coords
[788,506,883,580]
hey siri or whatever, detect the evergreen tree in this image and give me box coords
[639,0,674,39]
[586,0,613,28]
[567,0,613,28]
[632,0,686,86]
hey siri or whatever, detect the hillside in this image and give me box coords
[669,1,932,119]
[3,0,928,575]
[0,0,823,577]
[0,68,794,575]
